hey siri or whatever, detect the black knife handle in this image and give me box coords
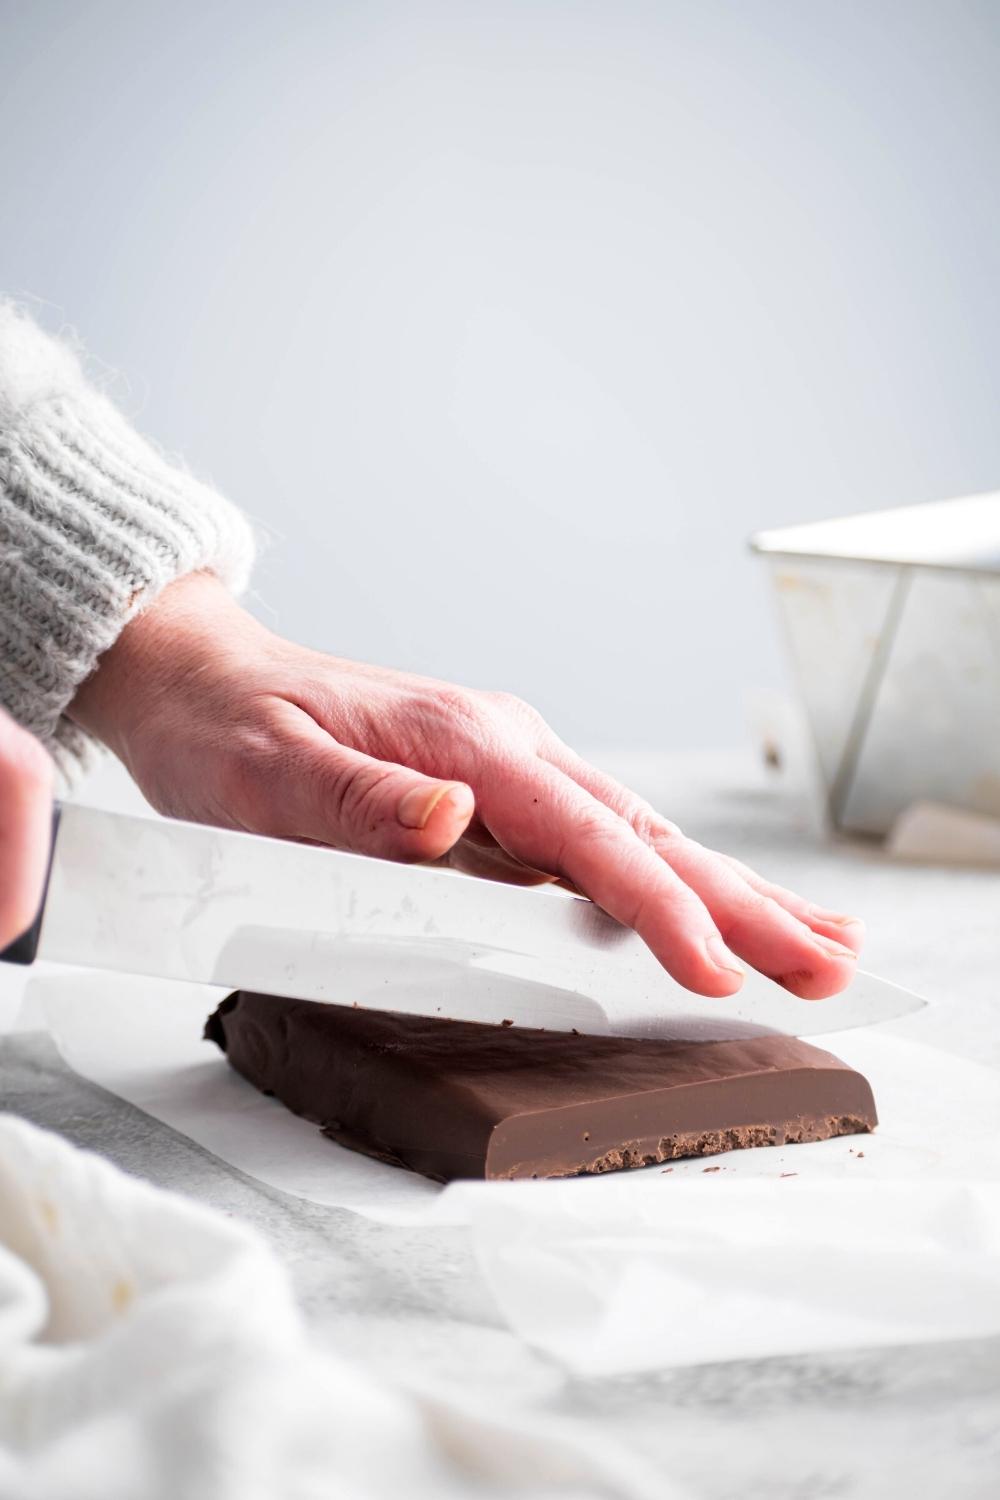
[0,803,61,965]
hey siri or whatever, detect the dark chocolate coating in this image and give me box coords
[205,993,877,1183]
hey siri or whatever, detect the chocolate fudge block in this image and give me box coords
[206,992,877,1183]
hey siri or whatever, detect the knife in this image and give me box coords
[1,803,924,1042]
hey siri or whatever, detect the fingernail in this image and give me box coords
[705,934,745,980]
[811,933,858,960]
[810,906,864,929]
[397,782,471,830]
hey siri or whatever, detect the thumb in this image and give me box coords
[271,723,475,862]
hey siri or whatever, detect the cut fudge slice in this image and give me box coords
[205,992,876,1183]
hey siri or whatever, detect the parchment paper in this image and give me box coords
[451,1176,1000,1373]
[27,973,446,1224]
[28,971,1000,1370]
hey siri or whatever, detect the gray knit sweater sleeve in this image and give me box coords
[0,305,255,770]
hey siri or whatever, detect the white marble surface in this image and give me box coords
[4,749,1000,1498]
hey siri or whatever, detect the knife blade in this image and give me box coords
[5,803,924,1041]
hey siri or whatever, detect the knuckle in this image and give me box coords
[740,887,774,923]
[318,757,397,838]
[634,810,682,848]
[717,887,779,944]
[484,690,545,730]
[430,684,482,722]
[573,805,625,850]
[407,685,486,747]
[548,806,617,878]
[392,685,495,774]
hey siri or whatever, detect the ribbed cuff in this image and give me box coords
[0,306,256,772]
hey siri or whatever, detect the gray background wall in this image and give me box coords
[2,0,998,750]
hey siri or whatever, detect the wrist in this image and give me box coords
[69,571,264,764]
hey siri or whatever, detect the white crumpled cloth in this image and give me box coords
[0,1115,667,1500]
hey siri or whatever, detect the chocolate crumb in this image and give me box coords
[780,1172,798,1178]
[500,1019,513,1028]
[661,1167,673,1173]
[703,1165,721,1173]
[857,1150,865,1158]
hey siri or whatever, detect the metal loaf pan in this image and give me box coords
[752,493,1000,838]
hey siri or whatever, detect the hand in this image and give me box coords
[0,709,54,949]
[70,572,863,999]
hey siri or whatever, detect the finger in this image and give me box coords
[546,744,864,946]
[645,836,859,999]
[545,745,859,999]
[718,853,865,956]
[245,707,475,861]
[437,819,560,885]
[0,712,55,949]
[474,758,746,998]
[437,837,558,887]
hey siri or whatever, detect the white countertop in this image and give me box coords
[3,749,999,1499]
